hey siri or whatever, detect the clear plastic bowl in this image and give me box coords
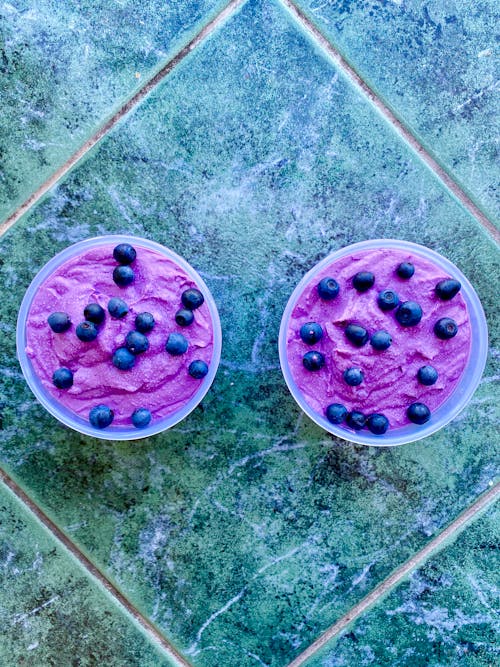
[17,235,222,441]
[278,239,488,446]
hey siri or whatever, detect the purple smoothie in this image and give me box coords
[285,247,471,430]
[25,243,214,427]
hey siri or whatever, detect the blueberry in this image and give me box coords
[113,243,136,265]
[108,297,129,319]
[125,331,149,355]
[84,303,105,325]
[346,411,366,430]
[435,279,461,301]
[189,360,209,379]
[89,404,114,429]
[135,312,155,333]
[302,351,325,371]
[300,322,323,345]
[343,367,363,386]
[345,323,369,347]
[317,277,340,301]
[165,332,188,356]
[112,347,135,370]
[407,402,431,425]
[47,312,71,333]
[370,330,392,351]
[325,403,348,424]
[76,321,98,342]
[113,265,135,287]
[181,288,204,310]
[175,308,195,327]
[396,262,414,279]
[395,301,422,327]
[434,317,458,340]
[377,289,400,311]
[367,413,389,435]
[352,271,375,292]
[52,367,73,389]
[131,408,151,429]
[417,365,438,386]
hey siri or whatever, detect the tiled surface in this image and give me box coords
[293,0,500,222]
[305,502,500,667]
[0,0,499,666]
[0,481,174,666]
[0,0,230,223]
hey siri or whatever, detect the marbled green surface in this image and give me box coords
[0,481,175,666]
[293,0,499,222]
[305,502,500,667]
[0,0,229,223]
[0,0,499,665]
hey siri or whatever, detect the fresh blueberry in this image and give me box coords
[407,402,431,424]
[76,321,98,342]
[325,403,348,424]
[317,277,340,301]
[395,301,422,327]
[52,367,73,389]
[165,332,188,356]
[112,347,135,370]
[346,411,366,430]
[89,404,114,428]
[113,265,135,287]
[345,323,369,347]
[302,350,325,371]
[131,408,151,428]
[113,243,136,265]
[343,367,364,386]
[47,312,71,333]
[435,279,461,301]
[181,288,204,310]
[396,262,415,279]
[434,317,458,340]
[189,360,209,379]
[175,308,195,327]
[417,365,438,386]
[370,330,392,351]
[300,322,323,345]
[108,297,129,319]
[367,413,389,435]
[125,331,149,355]
[377,289,400,311]
[352,271,375,292]
[84,303,105,325]
[135,312,155,333]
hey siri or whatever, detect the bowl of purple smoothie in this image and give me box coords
[17,235,222,440]
[279,239,488,446]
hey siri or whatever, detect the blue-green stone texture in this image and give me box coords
[292,0,499,222]
[305,502,500,667]
[0,481,175,666]
[0,0,230,223]
[0,0,498,665]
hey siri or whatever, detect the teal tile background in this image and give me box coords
[0,0,229,223]
[305,502,500,667]
[0,0,498,665]
[293,0,500,222]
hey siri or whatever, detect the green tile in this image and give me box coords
[292,0,499,222]
[0,0,499,665]
[304,502,500,667]
[0,481,176,667]
[0,0,230,223]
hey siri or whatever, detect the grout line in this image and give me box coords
[0,0,246,239]
[287,481,500,667]
[279,0,500,244]
[0,467,194,667]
